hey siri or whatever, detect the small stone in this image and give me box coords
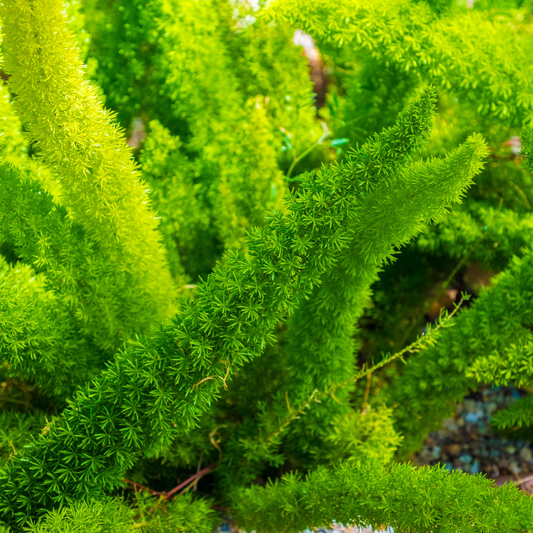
[465,399,477,413]
[520,447,532,462]
[471,460,480,474]
[510,460,522,475]
[521,478,533,496]
[456,417,465,428]
[486,403,497,415]
[465,423,477,435]
[478,422,488,435]
[443,418,458,432]
[446,444,462,456]
[465,412,478,423]
[443,463,453,472]
[420,449,432,462]
[499,459,510,469]
[490,449,501,457]
[431,446,442,459]
[460,454,473,464]
[505,446,516,455]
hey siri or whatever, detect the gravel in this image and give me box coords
[412,385,533,495]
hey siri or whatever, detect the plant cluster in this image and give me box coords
[0,0,533,531]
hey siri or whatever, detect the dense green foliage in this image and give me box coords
[0,0,533,531]
[236,460,533,532]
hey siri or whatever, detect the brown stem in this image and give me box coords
[146,463,217,515]
[164,463,216,500]
[127,463,218,516]
[124,478,163,496]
